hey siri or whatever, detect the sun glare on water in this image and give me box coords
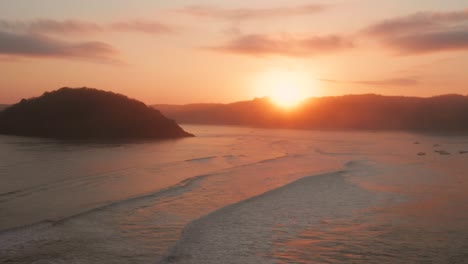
[254,69,315,109]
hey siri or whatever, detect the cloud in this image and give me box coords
[365,10,468,36]
[208,34,352,57]
[352,78,419,86]
[364,9,468,54]
[0,19,175,63]
[177,4,326,21]
[0,19,102,35]
[0,19,175,35]
[109,21,174,34]
[319,77,419,87]
[0,30,117,62]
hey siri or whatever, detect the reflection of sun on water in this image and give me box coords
[253,69,315,109]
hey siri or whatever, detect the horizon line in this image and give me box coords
[2,91,468,106]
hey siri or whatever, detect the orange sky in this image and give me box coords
[0,0,467,104]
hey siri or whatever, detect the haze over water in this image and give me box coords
[1,125,468,263]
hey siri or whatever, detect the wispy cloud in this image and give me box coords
[0,19,175,36]
[0,19,101,35]
[207,33,352,57]
[176,4,326,21]
[0,19,174,63]
[319,77,419,87]
[364,9,468,55]
[0,31,117,62]
[352,78,419,86]
[109,21,174,34]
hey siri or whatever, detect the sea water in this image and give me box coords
[1,125,468,263]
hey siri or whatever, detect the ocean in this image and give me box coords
[1,125,468,263]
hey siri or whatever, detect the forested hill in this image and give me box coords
[154,94,468,133]
[0,87,193,139]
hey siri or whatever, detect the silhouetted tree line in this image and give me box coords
[155,94,468,133]
[0,87,193,139]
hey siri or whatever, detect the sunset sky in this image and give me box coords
[1,0,467,104]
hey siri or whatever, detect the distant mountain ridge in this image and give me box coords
[0,105,9,112]
[154,94,468,132]
[0,87,193,139]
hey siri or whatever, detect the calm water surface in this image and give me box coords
[1,125,468,263]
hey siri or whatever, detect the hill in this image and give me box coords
[0,104,9,112]
[0,88,193,139]
[154,94,468,132]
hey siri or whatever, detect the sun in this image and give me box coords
[253,69,314,109]
[269,85,303,108]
